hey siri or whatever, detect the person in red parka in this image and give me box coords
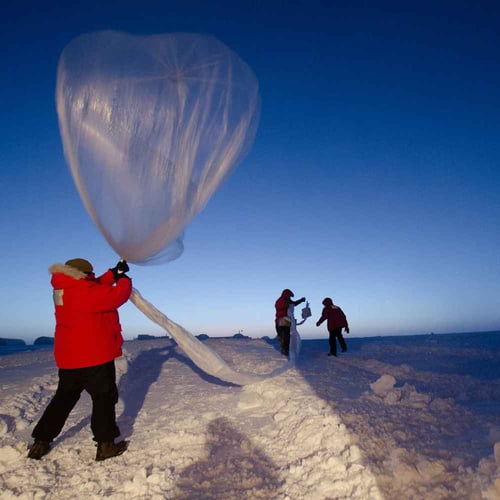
[27,258,132,462]
[316,297,350,357]
[275,289,305,356]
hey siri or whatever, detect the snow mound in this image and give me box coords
[370,374,396,397]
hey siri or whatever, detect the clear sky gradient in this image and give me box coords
[1,1,499,343]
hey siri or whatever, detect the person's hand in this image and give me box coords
[111,259,129,281]
[299,297,306,304]
[117,260,129,273]
[345,326,350,334]
[316,321,320,327]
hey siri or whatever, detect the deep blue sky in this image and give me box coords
[1,1,499,343]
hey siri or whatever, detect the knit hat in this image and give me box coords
[65,258,93,274]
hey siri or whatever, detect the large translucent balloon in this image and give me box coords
[56,31,260,264]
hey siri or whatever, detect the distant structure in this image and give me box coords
[137,334,159,340]
[232,331,250,339]
[135,334,170,341]
[0,338,26,346]
[34,336,54,345]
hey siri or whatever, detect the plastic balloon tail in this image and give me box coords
[130,288,299,386]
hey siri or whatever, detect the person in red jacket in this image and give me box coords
[27,258,132,461]
[316,297,350,357]
[275,289,305,356]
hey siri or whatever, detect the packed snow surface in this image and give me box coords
[0,332,499,499]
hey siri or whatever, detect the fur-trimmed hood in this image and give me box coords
[49,263,88,280]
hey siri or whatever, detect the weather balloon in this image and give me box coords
[56,30,260,264]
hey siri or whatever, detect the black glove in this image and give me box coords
[111,259,129,281]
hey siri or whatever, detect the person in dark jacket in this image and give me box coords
[274,289,305,356]
[27,258,132,461]
[316,297,349,357]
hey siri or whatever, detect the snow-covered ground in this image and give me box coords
[0,332,499,499]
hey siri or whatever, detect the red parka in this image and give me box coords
[317,298,348,331]
[49,263,132,369]
[275,289,305,326]
[275,289,293,325]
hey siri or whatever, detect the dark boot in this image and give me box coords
[27,440,51,460]
[95,440,127,461]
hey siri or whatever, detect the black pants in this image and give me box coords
[329,328,347,355]
[276,325,291,354]
[32,361,120,443]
